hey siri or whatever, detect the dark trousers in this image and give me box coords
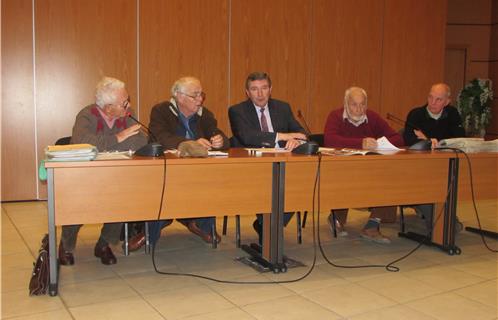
[61,222,122,251]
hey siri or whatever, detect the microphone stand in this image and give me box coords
[128,113,164,157]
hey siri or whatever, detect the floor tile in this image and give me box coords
[300,282,397,317]
[59,277,138,308]
[454,279,498,311]
[69,296,163,320]
[405,292,497,320]
[207,274,296,306]
[356,272,443,303]
[243,294,342,319]
[1,288,65,318]
[144,284,234,319]
[349,304,436,320]
[403,265,487,291]
[184,307,256,320]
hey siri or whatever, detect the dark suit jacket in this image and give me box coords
[228,98,305,147]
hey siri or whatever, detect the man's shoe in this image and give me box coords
[128,232,146,252]
[58,243,74,266]
[327,214,348,237]
[360,228,391,244]
[94,245,117,265]
[186,221,220,244]
[252,219,262,245]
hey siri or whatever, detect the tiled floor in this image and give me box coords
[1,200,497,319]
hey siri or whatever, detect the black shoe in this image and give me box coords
[58,243,74,266]
[252,219,262,245]
[94,245,117,265]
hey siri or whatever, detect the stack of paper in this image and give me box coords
[45,144,97,161]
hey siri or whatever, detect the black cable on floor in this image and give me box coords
[151,155,322,284]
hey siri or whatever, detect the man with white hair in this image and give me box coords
[127,76,229,251]
[59,76,147,266]
[323,86,404,243]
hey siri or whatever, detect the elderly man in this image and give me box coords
[127,76,229,251]
[403,83,465,231]
[59,77,147,266]
[323,86,404,243]
[229,71,307,243]
[404,83,465,148]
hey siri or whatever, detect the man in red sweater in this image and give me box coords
[323,86,404,243]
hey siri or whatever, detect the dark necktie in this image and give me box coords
[260,108,269,132]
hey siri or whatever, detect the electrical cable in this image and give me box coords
[436,147,497,253]
[151,155,323,284]
[315,150,461,271]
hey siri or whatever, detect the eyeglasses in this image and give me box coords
[118,96,130,109]
[180,91,205,100]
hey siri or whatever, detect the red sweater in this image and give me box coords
[324,108,404,148]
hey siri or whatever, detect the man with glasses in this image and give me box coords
[228,71,307,244]
[59,76,147,266]
[127,76,229,251]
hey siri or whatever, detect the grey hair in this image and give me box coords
[95,77,125,108]
[344,86,368,108]
[171,76,201,97]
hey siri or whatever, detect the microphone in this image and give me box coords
[127,113,159,142]
[292,109,319,155]
[296,109,324,148]
[386,113,419,130]
[297,110,312,136]
[127,113,164,157]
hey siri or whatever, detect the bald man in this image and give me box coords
[403,83,465,149]
[403,83,465,232]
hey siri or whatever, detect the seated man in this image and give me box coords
[403,83,465,231]
[324,86,404,244]
[229,71,307,243]
[128,76,229,251]
[59,76,148,265]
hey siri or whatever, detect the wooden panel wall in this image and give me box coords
[1,0,37,200]
[230,0,311,125]
[139,0,229,132]
[488,0,498,134]
[381,0,447,131]
[2,0,450,201]
[445,0,497,136]
[310,0,384,132]
[34,0,138,198]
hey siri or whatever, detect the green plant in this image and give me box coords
[456,78,494,137]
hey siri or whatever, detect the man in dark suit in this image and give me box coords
[229,71,307,243]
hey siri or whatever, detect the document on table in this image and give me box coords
[376,136,403,150]
[245,148,290,153]
[95,151,133,160]
[208,150,228,156]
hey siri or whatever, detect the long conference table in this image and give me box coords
[44,149,498,296]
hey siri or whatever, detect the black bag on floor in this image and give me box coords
[29,234,49,296]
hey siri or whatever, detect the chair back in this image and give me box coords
[55,136,71,145]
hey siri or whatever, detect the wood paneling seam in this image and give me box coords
[32,0,39,199]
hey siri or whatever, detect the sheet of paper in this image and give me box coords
[207,150,228,156]
[376,136,403,150]
[245,148,290,153]
[95,151,132,160]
